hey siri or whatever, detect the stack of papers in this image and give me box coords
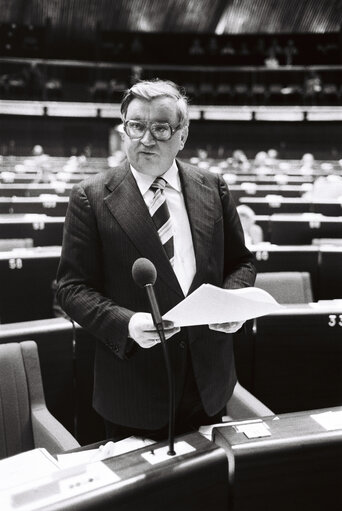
[163,284,281,327]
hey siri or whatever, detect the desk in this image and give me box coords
[270,214,342,245]
[319,246,342,299]
[0,246,61,323]
[10,433,229,511]
[234,304,342,414]
[239,197,311,215]
[213,407,342,511]
[0,184,73,197]
[251,244,319,297]
[0,197,69,216]
[0,214,64,246]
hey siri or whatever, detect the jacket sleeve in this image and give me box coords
[56,183,136,359]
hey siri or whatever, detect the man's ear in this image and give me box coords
[179,126,189,150]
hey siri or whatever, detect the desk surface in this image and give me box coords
[213,408,342,511]
[12,433,229,511]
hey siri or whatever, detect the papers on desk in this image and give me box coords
[57,437,155,469]
[163,284,281,327]
[0,447,120,511]
[309,299,342,310]
[0,448,60,492]
[311,410,342,431]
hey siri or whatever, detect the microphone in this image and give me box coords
[132,257,176,456]
[132,258,163,330]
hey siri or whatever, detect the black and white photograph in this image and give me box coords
[0,1,342,509]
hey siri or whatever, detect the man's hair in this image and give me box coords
[120,79,189,127]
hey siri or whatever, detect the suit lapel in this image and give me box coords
[178,161,216,294]
[104,162,183,297]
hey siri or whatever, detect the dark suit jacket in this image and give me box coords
[56,159,256,429]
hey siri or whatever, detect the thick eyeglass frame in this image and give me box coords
[123,120,182,141]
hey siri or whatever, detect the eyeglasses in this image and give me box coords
[123,120,182,141]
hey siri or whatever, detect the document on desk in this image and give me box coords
[0,448,60,492]
[163,284,281,327]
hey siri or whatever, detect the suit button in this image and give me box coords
[178,340,186,349]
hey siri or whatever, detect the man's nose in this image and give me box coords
[140,128,155,145]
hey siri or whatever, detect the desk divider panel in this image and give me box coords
[319,247,342,299]
[0,197,69,216]
[0,248,61,323]
[252,308,342,413]
[0,184,73,197]
[252,245,320,299]
[239,197,312,215]
[0,215,64,246]
[270,215,342,245]
[213,407,342,511]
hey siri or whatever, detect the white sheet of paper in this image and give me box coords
[311,410,342,431]
[57,437,155,468]
[163,284,281,327]
[235,422,271,439]
[0,448,60,491]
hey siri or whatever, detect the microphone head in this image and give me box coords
[132,258,157,287]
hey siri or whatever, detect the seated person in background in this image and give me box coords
[29,145,55,184]
[300,152,316,175]
[231,149,250,171]
[267,148,279,169]
[108,123,127,167]
[237,205,264,247]
[253,151,270,174]
[303,174,342,201]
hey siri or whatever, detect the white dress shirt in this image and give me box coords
[130,162,196,295]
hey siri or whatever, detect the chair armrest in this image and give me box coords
[226,382,274,420]
[31,407,80,454]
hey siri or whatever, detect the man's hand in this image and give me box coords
[208,321,244,334]
[128,312,180,348]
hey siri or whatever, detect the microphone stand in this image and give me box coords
[145,284,176,456]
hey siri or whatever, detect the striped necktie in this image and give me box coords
[149,177,174,265]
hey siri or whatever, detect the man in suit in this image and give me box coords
[56,79,256,440]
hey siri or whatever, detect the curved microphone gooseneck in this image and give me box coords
[132,257,176,456]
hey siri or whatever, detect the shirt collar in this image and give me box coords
[130,160,181,196]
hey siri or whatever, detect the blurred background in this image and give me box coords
[0,0,342,159]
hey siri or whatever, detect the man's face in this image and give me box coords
[123,96,188,176]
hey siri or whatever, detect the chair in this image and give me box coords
[226,381,274,420]
[255,271,313,304]
[0,340,80,460]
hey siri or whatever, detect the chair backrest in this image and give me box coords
[0,343,35,459]
[255,271,313,303]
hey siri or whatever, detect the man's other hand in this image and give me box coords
[128,312,180,348]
